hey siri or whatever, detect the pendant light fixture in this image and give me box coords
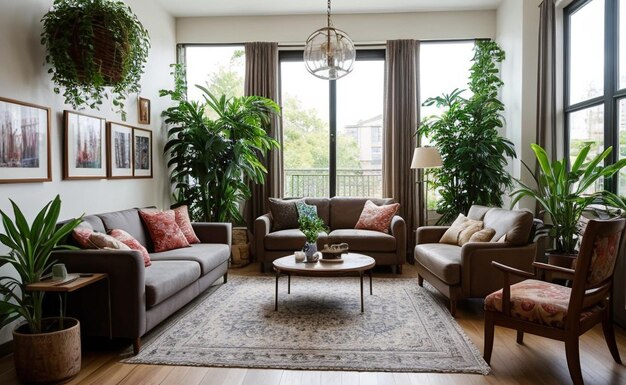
[303,0,356,80]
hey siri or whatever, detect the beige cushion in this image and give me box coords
[483,208,533,246]
[468,227,496,243]
[415,243,462,285]
[439,214,483,245]
[328,229,396,252]
[89,232,131,250]
[457,221,484,245]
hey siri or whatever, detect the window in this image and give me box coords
[280,50,385,198]
[419,41,475,211]
[183,45,245,102]
[565,0,624,192]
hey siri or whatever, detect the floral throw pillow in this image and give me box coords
[173,205,200,244]
[354,200,400,234]
[109,229,152,267]
[296,201,318,220]
[72,226,96,249]
[139,209,190,252]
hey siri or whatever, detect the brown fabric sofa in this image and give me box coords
[255,197,406,272]
[414,205,536,316]
[52,208,231,354]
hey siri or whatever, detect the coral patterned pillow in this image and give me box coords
[72,226,96,249]
[355,200,400,234]
[173,205,200,244]
[109,229,152,267]
[139,209,190,252]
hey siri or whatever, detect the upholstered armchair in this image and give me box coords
[414,205,537,316]
[483,218,626,385]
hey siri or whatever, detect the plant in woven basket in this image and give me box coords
[41,0,150,120]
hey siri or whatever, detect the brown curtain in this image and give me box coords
[536,0,557,162]
[382,40,418,261]
[243,42,282,234]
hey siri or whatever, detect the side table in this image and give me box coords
[26,273,112,338]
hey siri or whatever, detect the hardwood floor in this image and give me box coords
[1,263,625,385]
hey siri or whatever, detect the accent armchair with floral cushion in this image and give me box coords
[414,205,537,316]
[483,218,625,385]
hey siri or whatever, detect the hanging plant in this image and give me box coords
[41,0,150,120]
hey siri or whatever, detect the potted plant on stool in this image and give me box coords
[0,196,82,383]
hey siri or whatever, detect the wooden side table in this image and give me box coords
[26,273,112,338]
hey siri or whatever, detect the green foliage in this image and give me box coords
[510,144,626,254]
[161,64,280,224]
[0,196,82,334]
[417,40,516,224]
[41,0,151,120]
[203,50,245,101]
[298,215,328,243]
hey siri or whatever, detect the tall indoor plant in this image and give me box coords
[510,143,626,254]
[161,64,280,223]
[417,40,515,224]
[41,0,151,119]
[0,195,83,382]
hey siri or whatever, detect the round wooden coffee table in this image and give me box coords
[272,252,375,312]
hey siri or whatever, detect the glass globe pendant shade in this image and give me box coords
[304,26,356,80]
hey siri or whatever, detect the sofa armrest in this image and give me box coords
[192,222,232,246]
[254,214,272,262]
[51,249,146,339]
[390,215,406,263]
[460,242,537,297]
[416,226,449,245]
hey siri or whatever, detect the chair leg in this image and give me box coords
[397,264,403,274]
[516,330,524,344]
[260,263,265,273]
[133,337,141,355]
[483,311,495,364]
[602,309,622,364]
[564,337,584,385]
[223,272,228,284]
[417,274,424,287]
[450,299,457,317]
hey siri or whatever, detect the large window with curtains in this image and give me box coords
[183,45,245,102]
[279,50,385,198]
[564,0,625,192]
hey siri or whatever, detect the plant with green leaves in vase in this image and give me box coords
[298,215,328,257]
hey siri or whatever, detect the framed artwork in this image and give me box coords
[138,97,150,125]
[63,110,107,180]
[132,127,152,178]
[0,97,51,183]
[107,122,133,179]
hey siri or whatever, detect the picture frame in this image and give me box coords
[0,97,51,183]
[138,97,150,125]
[132,127,152,178]
[63,110,107,180]
[107,122,134,179]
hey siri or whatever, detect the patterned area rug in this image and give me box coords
[124,276,490,374]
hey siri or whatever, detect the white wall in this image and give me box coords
[496,0,541,209]
[176,10,497,44]
[0,0,175,345]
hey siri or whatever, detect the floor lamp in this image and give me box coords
[411,147,443,227]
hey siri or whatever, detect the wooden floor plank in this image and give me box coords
[320,370,343,385]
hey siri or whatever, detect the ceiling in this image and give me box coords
[154,0,503,18]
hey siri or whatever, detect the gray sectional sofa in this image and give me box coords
[53,208,231,354]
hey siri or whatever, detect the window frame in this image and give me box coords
[564,0,623,191]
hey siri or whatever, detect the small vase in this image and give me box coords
[303,242,317,261]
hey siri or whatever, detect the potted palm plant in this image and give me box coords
[298,215,328,261]
[510,143,626,261]
[161,64,280,223]
[0,196,83,383]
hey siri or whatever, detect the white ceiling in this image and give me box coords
[155,0,503,18]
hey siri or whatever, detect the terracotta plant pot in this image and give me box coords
[12,318,81,383]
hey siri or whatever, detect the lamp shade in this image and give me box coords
[410,147,442,169]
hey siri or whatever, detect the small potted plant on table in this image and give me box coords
[298,215,328,262]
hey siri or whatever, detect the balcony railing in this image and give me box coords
[284,168,382,198]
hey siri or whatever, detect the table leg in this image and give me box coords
[360,272,364,313]
[288,273,291,294]
[369,269,373,295]
[106,277,112,339]
[275,272,279,311]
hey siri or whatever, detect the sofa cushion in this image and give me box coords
[173,205,200,244]
[268,198,303,231]
[468,227,496,243]
[328,229,396,252]
[483,208,533,246]
[72,226,95,249]
[98,209,151,249]
[415,243,462,285]
[296,201,318,220]
[355,200,400,233]
[265,229,329,251]
[440,214,483,245]
[467,205,492,221]
[150,243,230,275]
[305,198,330,226]
[109,229,151,267]
[139,209,190,252]
[89,232,131,250]
[330,197,393,230]
[457,221,485,246]
[145,260,200,307]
